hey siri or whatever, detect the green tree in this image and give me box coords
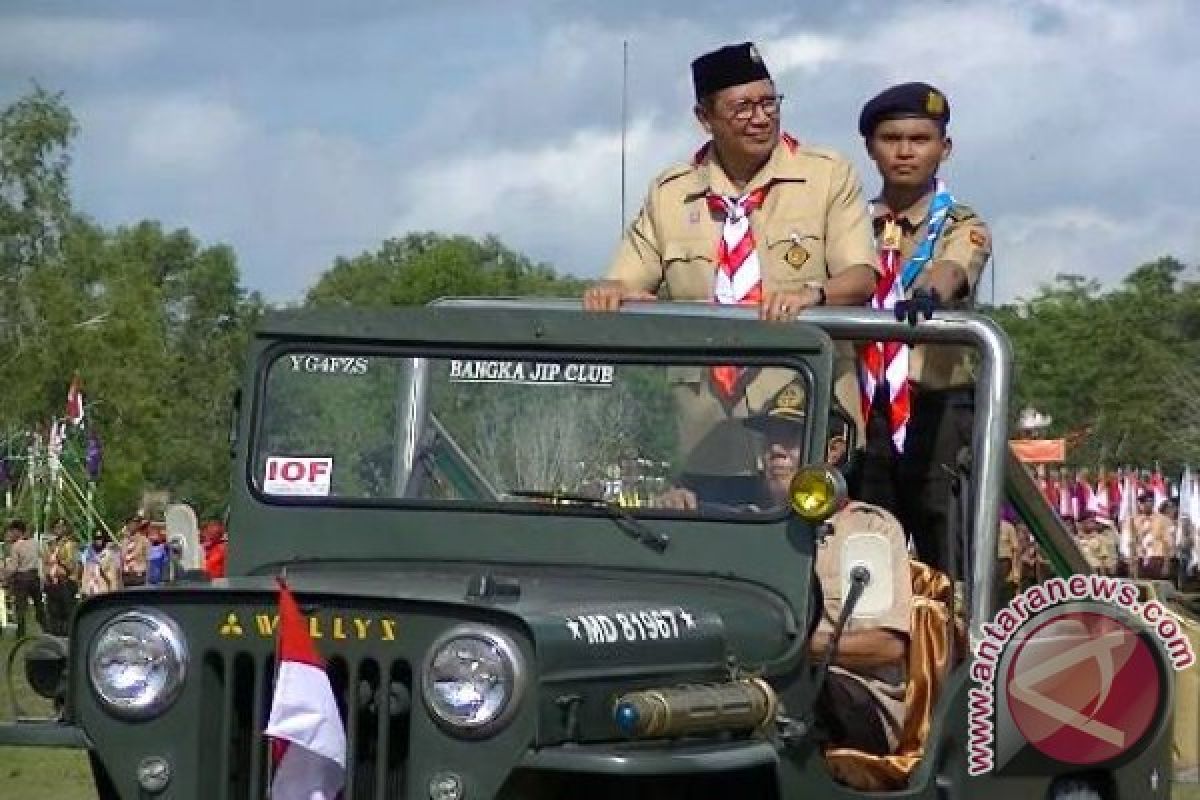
[0,89,260,524]
[305,233,586,307]
[990,257,1200,471]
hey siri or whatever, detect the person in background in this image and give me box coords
[201,521,227,579]
[1143,499,1176,580]
[81,531,121,597]
[119,516,150,587]
[43,517,80,636]
[996,508,1021,606]
[146,525,170,586]
[5,519,47,638]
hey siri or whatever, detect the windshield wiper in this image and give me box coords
[506,489,670,553]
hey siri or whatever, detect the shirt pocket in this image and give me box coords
[661,239,715,300]
[762,219,827,287]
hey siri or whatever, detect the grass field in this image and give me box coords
[1,629,1197,799]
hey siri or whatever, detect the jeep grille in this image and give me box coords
[198,648,412,799]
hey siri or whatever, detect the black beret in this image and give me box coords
[692,42,772,101]
[859,82,950,137]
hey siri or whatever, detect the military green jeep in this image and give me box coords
[0,300,1179,799]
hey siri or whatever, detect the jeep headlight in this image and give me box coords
[422,626,524,737]
[89,610,187,718]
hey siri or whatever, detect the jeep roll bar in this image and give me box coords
[429,298,1012,640]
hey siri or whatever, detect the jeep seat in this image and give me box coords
[821,560,965,791]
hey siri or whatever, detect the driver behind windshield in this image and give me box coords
[658,384,912,754]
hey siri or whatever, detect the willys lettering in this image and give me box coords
[219,610,398,642]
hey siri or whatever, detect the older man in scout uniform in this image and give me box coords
[655,390,910,754]
[853,82,992,572]
[583,42,878,455]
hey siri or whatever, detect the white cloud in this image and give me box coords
[993,204,1200,302]
[763,32,846,75]
[125,97,251,174]
[0,16,163,70]
[391,118,696,275]
[40,1,1200,303]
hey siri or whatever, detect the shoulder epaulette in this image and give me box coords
[948,203,980,223]
[795,145,842,163]
[654,163,695,188]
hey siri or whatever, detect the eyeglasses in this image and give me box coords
[725,95,784,121]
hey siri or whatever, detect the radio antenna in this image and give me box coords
[620,39,629,232]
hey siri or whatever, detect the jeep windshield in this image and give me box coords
[253,350,814,515]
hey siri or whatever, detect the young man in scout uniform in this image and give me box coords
[583,42,878,454]
[853,82,992,573]
[6,519,48,638]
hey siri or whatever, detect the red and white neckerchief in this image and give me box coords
[694,134,797,400]
[707,187,767,399]
[859,217,911,451]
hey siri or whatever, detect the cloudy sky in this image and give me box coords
[2,0,1197,303]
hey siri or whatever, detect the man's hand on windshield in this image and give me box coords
[582,280,656,312]
[760,287,821,321]
[653,487,699,511]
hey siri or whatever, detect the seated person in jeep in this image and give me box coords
[658,385,912,754]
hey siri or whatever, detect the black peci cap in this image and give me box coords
[692,42,772,101]
[859,81,950,137]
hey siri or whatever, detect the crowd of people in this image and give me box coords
[0,514,228,639]
[1029,464,1199,582]
[997,488,1195,609]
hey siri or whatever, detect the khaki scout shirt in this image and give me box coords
[997,520,1020,584]
[607,136,876,295]
[816,502,912,752]
[10,536,40,573]
[871,191,991,389]
[606,137,877,452]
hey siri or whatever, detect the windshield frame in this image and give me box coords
[246,340,822,522]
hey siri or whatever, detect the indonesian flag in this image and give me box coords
[264,580,346,800]
[1150,469,1168,512]
[66,375,85,427]
[1117,473,1136,559]
[1058,476,1074,520]
[1043,477,1061,510]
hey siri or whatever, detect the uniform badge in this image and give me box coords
[970,229,987,247]
[880,219,903,251]
[777,383,804,410]
[749,44,762,63]
[925,90,945,115]
[785,243,809,269]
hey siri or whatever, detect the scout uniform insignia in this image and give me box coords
[925,89,945,115]
[785,241,809,269]
[970,229,987,247]
[776,383,804,411]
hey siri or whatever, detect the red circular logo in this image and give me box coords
[1005,610,1161,766]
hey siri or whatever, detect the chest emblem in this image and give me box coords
[785,243,810,269]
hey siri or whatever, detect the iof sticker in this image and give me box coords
[264,456,333,496]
